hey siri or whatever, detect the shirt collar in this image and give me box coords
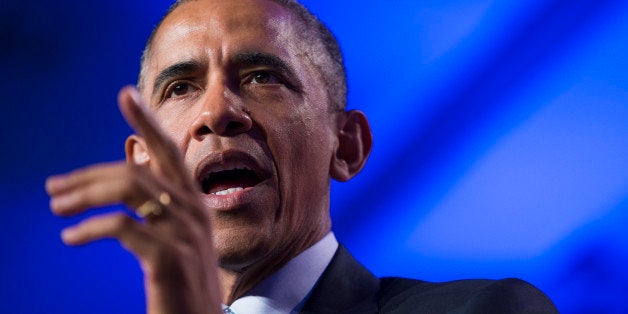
[229,232,338,313]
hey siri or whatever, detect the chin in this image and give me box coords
[214,229,273,271]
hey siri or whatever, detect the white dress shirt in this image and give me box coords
[224,232,339,314]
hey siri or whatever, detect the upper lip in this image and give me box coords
[194,149,268,190]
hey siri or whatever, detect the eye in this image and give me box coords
[172,83,189,95]
[164,81,197,100]
[248,71,280,85]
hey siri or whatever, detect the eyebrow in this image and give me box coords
[152,60,203,96]
[234,52,297,80]
[151,52,300,96]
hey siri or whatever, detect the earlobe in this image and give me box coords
[125,134,150,166]
[330,110,373,182]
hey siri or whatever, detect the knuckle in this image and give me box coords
[121,166,147,203]
[108,213,134,230]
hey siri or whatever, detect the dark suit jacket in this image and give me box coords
[301,245,558,313]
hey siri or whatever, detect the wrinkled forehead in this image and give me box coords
[163,0,289,37]
[144,0,298,84]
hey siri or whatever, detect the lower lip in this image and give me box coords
[201,183,264,211]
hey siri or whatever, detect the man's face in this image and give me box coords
[139,0,336,269]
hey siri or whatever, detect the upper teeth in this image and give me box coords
[203,166,253,181]
[212,187,244,196]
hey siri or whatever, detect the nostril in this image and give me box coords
[226,121,244,131]
[196,125,212,137]
[191,108,252,138]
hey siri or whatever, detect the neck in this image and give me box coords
[218,268,241,304]
[219,221,331,304]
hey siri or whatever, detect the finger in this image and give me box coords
[47,162,182,220]
[46,161,128,196]
[61,212,140,244]
[48,163,146,216]
[47,161,197,230]
[62,212,221,313]
[117,86,191,187]
[61,212,156,259]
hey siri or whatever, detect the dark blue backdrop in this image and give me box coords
[2,0,627,313]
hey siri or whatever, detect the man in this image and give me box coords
[46,0,558,313]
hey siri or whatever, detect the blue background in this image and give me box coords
[1,0,627,312]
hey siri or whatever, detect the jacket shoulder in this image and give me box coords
[378,277,558,313]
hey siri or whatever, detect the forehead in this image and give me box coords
[165,0,290,37]
[145,0,298,77]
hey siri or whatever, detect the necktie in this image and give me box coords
[223,306,236,314]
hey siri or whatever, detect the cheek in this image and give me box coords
[149,108,201,174]
[260,106,334,186]
[154,108,195,147]
[267,115,333,237]
[252,91,333,167]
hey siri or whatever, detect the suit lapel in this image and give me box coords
[300,245,380,313]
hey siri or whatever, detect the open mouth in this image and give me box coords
[201,167,263,195]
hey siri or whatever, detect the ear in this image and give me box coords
[125,134,151,166]
[330,110,373,182]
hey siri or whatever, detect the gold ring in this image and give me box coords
[136,192,171,218]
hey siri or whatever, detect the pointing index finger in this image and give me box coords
[117,86,190,186]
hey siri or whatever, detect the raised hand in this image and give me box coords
[46,86,222,314]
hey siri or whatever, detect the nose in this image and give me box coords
[189,85,252,139]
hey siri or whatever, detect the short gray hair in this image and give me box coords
[138,0,347,111]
